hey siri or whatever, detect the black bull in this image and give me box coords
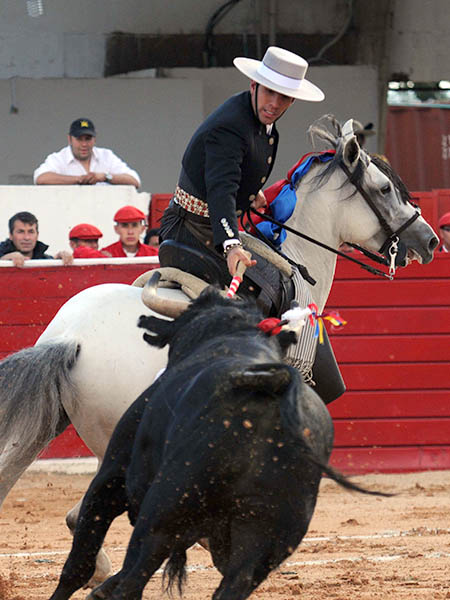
[50,290,387,600]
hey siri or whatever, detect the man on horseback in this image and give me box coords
[158,47,347,404]
[159,46,324,293]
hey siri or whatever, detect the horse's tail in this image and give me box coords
[278,366,393,498]
[0,340,80,476]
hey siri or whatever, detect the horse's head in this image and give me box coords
[309,115,439,268]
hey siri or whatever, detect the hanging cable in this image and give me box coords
[203,0,244,67]
[308,0,354,64]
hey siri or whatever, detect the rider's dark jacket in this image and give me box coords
[0,239,53,259]
[177,91,279,250]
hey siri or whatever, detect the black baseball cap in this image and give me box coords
[69,118,96,137]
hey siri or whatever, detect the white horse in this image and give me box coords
[0,117,438,586]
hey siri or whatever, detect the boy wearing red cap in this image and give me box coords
[69,223,108,258]
[101,205,158,257]
[438,212,450,253]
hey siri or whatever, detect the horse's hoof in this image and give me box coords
[83,549,113,589]
[197,537,210,552]
[85,588,107,599]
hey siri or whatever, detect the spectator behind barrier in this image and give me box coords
[144,227,160,248]
[33,118,141,188]
[101,206,159,258]
[0,211,73,268]
[438,211,450,253]
[69,223,110,259]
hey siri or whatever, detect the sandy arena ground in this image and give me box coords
[0,461,449,599]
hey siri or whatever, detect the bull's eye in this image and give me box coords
[381,184,391,195]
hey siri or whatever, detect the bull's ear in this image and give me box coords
[138,315,174,348]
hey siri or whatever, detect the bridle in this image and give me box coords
[340,162,421,277]
[243,157,421,282]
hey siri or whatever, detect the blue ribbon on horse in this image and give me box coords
[257,152,335,248]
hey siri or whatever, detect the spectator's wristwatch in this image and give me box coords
[105,173,113,183]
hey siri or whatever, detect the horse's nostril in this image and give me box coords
[429,236,439,251]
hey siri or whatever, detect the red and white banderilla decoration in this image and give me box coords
[226,261,247,298]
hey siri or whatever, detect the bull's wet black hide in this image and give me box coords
[49,290,386,600]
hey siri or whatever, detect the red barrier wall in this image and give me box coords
[1,250,449,474]
[326,253,450,473]
[0,262,159,460]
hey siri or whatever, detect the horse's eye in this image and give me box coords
[381,184,391,195]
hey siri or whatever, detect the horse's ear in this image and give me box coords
[342,119,361,169]
[343,137,360,168]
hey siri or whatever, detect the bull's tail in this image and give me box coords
[0,341,80,506]
[163,547,187,596]
[278,366,393,498]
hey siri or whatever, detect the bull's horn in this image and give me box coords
[133,267,209,299]
[141,271,190,318]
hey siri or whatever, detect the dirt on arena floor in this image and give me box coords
[0,466,449,600]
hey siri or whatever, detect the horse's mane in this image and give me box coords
[306,114,410,204]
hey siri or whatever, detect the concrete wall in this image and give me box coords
[0,65,378,195]
[390,0,450,81]
[1,1,448,80]
[0,77,203,193]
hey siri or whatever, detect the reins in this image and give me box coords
[244,205,393,280]
[243,157,422,282]
[340,162,421,277]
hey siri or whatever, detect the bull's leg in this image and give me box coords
[49,471,127,600]
[50,395,149,599]
[101,482,199,600]
[212,517,306,600]
[65,495,113,589]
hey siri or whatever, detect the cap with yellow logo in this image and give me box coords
[69,118,96,138]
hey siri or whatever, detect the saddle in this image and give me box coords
[138,239,345,406]
[158,238,295,318]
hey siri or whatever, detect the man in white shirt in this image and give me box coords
[33,118,141,188]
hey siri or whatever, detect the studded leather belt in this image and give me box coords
[174,185,209,218]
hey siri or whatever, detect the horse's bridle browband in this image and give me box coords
[340,162,421,276]
[242,159,421,282]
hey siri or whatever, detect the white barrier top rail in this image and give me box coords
[0,257,159,268]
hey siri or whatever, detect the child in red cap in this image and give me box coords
[101,205,158,257]
[438,211,450,253]
[69,223,107,258]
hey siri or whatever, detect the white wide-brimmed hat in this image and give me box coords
[233,46,324,102]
